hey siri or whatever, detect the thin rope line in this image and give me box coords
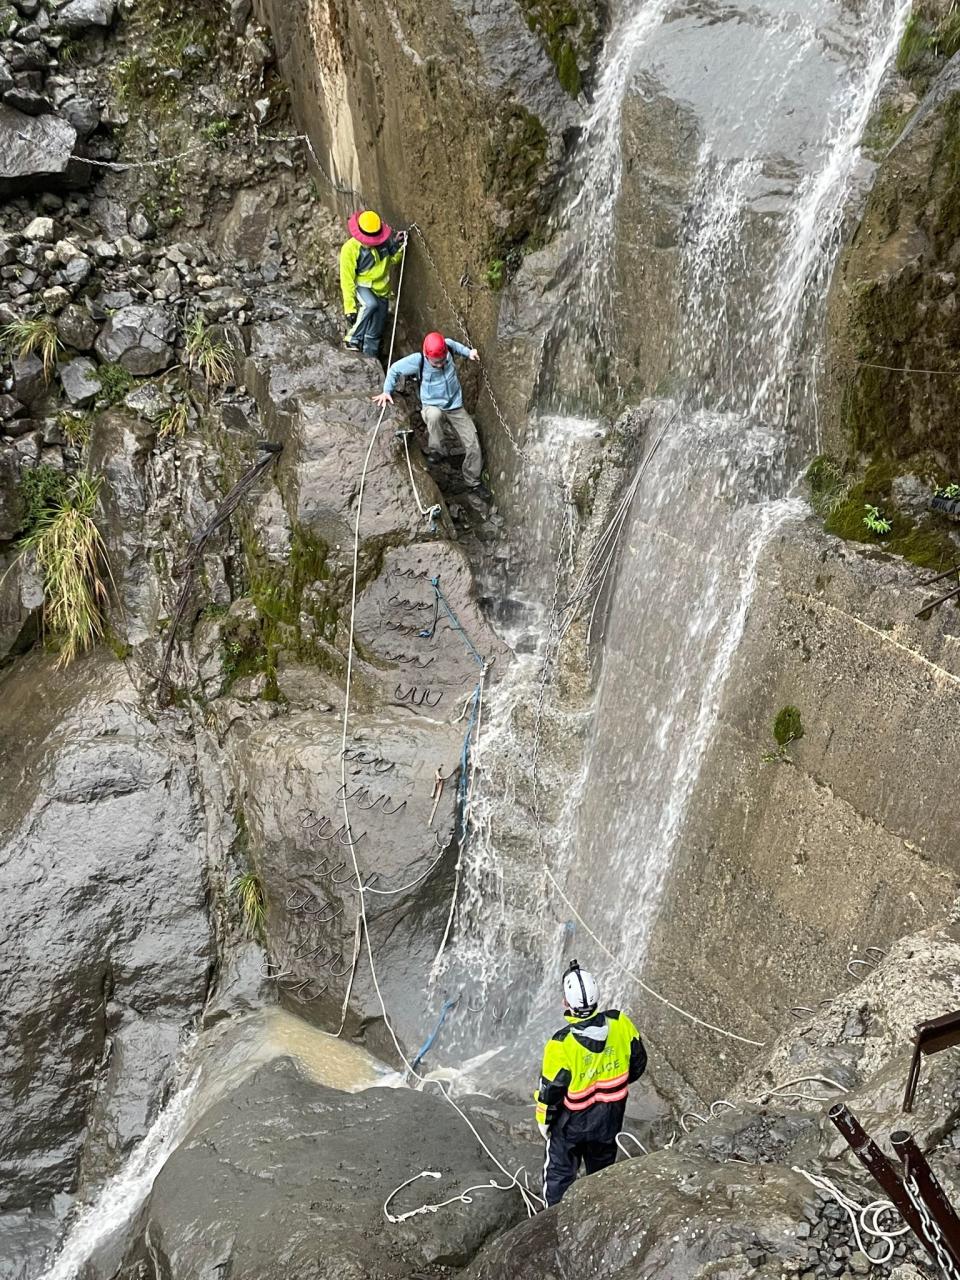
[330,243,541,1218]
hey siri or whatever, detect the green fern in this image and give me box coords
[863,504,892,535]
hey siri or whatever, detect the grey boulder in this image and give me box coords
[119,1053,532,1280]
[12,352,45,404]
[60,95,99,137]
[94,303,176,374]
[56,0,115,30]
[56,302,99,351]
[59,355,99,404]
[0,105,76,193]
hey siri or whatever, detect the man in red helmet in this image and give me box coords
[340,209,406,358]
[374,332,485,490]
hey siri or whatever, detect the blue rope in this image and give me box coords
[411,994,461,1070]
[419,576,486,668]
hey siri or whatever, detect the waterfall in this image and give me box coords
[33,1073,198,1280]
[442,0,911,1060]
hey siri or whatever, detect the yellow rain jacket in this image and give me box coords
[339,236,404,314]
[535,1008,646,1140]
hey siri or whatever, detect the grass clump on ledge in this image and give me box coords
[184,315,233,388]
[158,400,190,439]
[19,473,111,667]
[232,871,265,936]
[1,314,62,379]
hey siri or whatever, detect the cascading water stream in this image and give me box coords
[34,1072,199,1280]
[441,0,911,1065]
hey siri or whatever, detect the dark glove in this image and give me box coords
[396,229,408,247]
[344,312,357,326]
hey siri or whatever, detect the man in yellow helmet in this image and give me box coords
[340,210,406,358]
[534,959,647,1207]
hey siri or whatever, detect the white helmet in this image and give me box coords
[562,960,599,1016]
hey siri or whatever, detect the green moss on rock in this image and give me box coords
[773,706,803,747]
[516,0,601,98]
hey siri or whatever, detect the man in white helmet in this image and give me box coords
[534,959,646,1206]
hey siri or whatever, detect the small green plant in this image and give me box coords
[485,258,507,291]
[806,454,851,517]
[184,315,232,387]
[935,483,960,499]
[96,362,134,405]
[158,400,190,439]
[201,117,231,144]
[57,410,93,449]
[1,314,63,380]
[18,473,111,667]
[19,465,70,536]
[763,705,804,762]
[232,871,265,936]
[863,504,892,535]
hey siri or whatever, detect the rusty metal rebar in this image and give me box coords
[828,1105,926,1241]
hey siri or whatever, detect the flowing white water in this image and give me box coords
[34,1074,199,1280]
[442,0,911,1056]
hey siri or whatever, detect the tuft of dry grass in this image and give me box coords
[232,871,266,936]
[20,473,111,666]
[1,314,63,380]
[184,315,233,387]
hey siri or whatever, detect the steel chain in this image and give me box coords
[903,1171,960,1280]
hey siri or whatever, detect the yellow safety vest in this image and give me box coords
[339,236,403,313]
[534,1009,644,1128]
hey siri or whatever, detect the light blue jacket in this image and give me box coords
[383,339,472,410]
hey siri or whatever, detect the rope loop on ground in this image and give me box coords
[794,1167,910,1265]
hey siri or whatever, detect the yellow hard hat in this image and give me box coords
[358,210,382,235]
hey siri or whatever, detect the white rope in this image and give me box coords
[396,428,442,527]
[615,1131,648,1157]
[330,242,542,1220]
[679,1077,848,1132]
[794,1167,910,1265]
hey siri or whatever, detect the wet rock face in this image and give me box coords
[233,310,506,1061]
[0,654,212,1208]
[469,1152,818,1280]
[825,53,960,472]
[258,0,575,431]
[120,1056,532,1280]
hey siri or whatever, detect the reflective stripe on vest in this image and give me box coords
[563,1070,630,1111]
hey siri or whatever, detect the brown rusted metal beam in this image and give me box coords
[891,1129,960,1276]
[828,1105,926,1241]
[903,1009,960,1112]
[916,580,960,618]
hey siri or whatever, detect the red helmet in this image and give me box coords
[423,332,447,360]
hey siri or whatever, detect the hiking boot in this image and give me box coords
[423,450,444,465]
